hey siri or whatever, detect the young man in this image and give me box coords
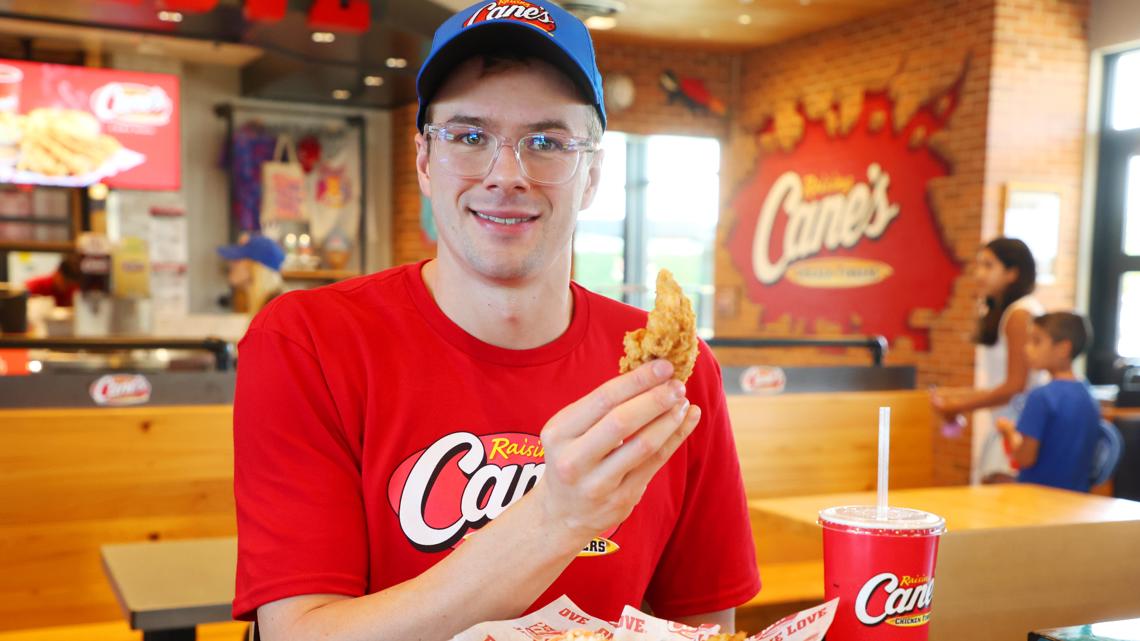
[997,312,1102,491]
[232,2,760,639]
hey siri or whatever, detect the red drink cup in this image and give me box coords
[819,506,946,640]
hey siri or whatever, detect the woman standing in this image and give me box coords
[932,238,1046,484]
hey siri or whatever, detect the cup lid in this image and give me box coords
[819,505,946,532]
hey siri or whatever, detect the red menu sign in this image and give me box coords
[727,89,962,351]
[0,59,180,190]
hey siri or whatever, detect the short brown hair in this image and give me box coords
[1033,312,1092,360]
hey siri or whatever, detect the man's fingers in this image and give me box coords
[545,359,675,441]
[567,378,685,467]
[594,401,698,482]
[620,404,701,492]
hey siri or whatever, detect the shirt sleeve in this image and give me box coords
[1016,387,1051,442]
[232,310,368,621]
[644,344,761,618]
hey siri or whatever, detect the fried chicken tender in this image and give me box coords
[619,269,699,383]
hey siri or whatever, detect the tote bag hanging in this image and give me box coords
[260,135,307,227]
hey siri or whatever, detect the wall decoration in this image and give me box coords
[1000,183,1061,284]
[659,70,726,117]
[726,77,965,351]
[604,72,635,113]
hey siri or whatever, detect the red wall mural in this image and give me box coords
[727,82,963,351]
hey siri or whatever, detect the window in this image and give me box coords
[1090,47,1140,381]
[573,133,720,337]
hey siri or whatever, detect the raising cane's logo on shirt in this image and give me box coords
[387,431,620,556]
[463,0,556,34]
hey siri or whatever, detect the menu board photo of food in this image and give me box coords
[0,59,179,191]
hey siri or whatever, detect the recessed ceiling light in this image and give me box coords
[737,14,752,25]
[312,31,336,43]
[157,10,183,22]
[364,75,383,87]
[332,89,351,100]
[385,57,408,69]
[584,15,617,30]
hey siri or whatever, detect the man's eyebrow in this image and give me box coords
[440,114,489,127]
[526,119,574,133]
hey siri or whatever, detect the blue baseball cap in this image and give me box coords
[416,0,606,132]
[217,235,286,272]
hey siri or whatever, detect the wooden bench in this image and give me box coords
[0,406,236,632]
[725,389,936,628]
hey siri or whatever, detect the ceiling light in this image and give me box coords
[332,89,351,100]
[584,15,617,30]
[157,10,183,23]
[28,360,42,374]
[737,14,752,25]
[311,31,336,43]
[364,75,383,87]
[385,57,407,69]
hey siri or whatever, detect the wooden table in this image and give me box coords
[101,538,237,641]
[744,485,1140,641]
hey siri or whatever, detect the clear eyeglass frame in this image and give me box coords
[423,122,597,185]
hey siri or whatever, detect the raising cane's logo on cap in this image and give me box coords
[463,0,556,34]
[90,82,174,127]
[89,374,152,406]
[388,431,619,556]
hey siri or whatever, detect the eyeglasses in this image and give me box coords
[423,123,596,185]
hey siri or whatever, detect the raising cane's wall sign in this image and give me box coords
[727,88,962,351]
[0,59,180,190]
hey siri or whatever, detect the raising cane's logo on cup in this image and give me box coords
[89,374,152,406]
[90,82,174,127]
[819,505,946,640]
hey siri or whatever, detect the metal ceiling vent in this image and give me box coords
[559,0,625,21]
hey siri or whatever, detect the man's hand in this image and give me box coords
[995,417,1016,436]
[533,358,701,542]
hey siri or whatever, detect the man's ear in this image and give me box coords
[415,132,431,198]
[578,148,605,211]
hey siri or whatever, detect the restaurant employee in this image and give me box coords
[232,2,759,640]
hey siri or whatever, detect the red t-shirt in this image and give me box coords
[232,261,760,623]
[24,274,76,307]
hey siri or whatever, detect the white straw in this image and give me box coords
[877,406,891,520]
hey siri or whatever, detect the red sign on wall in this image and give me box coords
[0,59,180,190]
[727,89,961,351]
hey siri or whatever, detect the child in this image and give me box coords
[997,312,1102,492]
[932,237,1046,484]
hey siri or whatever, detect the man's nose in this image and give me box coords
[482,142,530,191]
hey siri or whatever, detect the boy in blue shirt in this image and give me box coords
[997,312,1102,491]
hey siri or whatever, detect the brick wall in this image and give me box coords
[391,102,433,266]
[719,0,1089,484]
[984,0,1089,311]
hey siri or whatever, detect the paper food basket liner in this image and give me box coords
[450,595,838,641]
